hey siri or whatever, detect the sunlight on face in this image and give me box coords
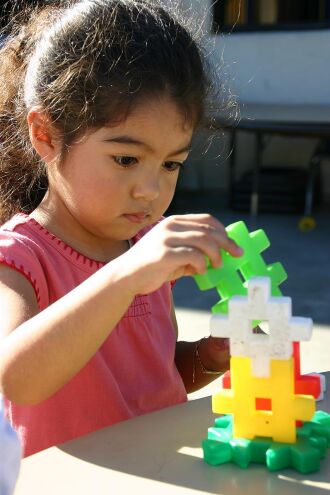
[42,95,194,256]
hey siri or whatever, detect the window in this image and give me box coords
[213,0,330,33]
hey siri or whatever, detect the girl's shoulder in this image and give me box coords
[1,212,30,231]
[0,213,42,254]
[0,213,50,309]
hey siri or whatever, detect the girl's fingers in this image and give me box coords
[218,236,244,258]
[171,232,222,268]
[166,214,226,235]
[170,246,209,276]
[126,214,243,295]
[164,214,243,260]
[162,230,243,270]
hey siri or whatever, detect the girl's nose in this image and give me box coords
[131,174,160,201]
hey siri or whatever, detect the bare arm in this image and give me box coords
[171,299,229,394]
[0,214,241,405]
[0,259,135,405]
[175,338,230,394]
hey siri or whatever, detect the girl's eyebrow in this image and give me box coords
[102,135,191,155]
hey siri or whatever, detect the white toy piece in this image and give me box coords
[210,277,313,377]
[308,373,327,401]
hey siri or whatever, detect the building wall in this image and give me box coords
[174,0,330,201]
[214,30,330,104]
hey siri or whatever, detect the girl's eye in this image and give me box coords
[163,161,184,172]
[113,156,137,167]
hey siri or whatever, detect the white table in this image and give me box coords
[14,372,330,494]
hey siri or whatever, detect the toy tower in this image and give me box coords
[194,221,330,473]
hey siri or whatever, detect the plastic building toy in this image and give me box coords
[193,221,321,397]
[194,221,287,315]
[212,354,315,443]
[308,373,327,401]
[221,342,322,404]
[202,278,330,472]
[210,277,312,377]
[293,342,323,400]
[203,411,330,474]
[193,222,328,473]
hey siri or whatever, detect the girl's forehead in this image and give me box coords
[115,96,192,127]
[86,112,192,159]
[97,97,193,139]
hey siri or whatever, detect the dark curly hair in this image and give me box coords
[0,0,217,222]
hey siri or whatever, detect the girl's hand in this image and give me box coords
[199,336,230,373]
[122,214,243,296]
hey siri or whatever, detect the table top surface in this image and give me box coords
[14,372,330,495]
[239,103,330,123]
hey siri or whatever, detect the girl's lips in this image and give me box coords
[123,212,150,224]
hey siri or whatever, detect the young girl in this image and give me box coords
[0,0,243,458]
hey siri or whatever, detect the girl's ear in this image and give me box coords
[27,109,61,163]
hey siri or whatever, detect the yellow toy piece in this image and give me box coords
[213,356,315,444]
[298,216,316,232]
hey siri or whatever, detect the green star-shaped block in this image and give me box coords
[202,411,330,473]
[194,221,287,314]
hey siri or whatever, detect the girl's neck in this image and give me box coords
[30,203,130,263]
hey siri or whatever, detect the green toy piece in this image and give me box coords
[194,221,287,314]
[203,411,330,474]
[194,220,329,474]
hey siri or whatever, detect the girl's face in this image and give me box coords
[44,95,193,257]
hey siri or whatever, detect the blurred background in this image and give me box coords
[172,0,330,206]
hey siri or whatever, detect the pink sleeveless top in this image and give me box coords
[0,214,187,457]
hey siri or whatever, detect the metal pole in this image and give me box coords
[250,131,262,218]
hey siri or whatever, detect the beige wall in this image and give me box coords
[163,1,330,201]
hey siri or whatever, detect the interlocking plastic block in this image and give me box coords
[222,343,322,402]
[203,411,330,473]
[221,369,322,406]
[308,373,327,401]
[294,343,322,399]
[220,370,231,389]
[193,221,321,399]
[212,356,315,443]
[210,277,312,377]
[193,221,287,315]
